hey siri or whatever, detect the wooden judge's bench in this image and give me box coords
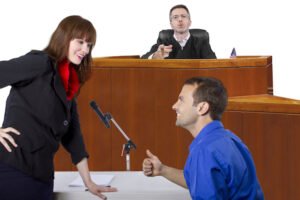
[54,56,300,200]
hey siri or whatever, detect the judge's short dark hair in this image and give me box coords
[169,4,190,21]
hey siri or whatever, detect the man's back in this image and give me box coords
[184,121,264,200]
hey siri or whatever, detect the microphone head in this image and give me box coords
[89,101,97,109]
[89,100,111,128]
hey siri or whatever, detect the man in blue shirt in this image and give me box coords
[143,77,264,199]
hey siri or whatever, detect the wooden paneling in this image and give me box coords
[55,56,272,170]
[224,95,300,200]
[54,56,300,199]
[110,68,156,170]
[77,69,113,170]
[222,112,300,200]
[287,115,300,199]
[92,56,272,69]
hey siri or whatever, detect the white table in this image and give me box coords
[54,171,191,200]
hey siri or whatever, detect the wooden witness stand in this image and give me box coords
[54,56,300,200]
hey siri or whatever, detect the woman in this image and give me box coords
[0,15,116,200]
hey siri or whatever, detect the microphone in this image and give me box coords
[89,100,136,171]
[89,100,111,128]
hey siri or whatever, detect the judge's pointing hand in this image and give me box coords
[152,44,173,59]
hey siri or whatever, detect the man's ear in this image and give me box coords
[197,102,209,115]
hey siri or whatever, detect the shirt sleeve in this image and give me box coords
[61,99,89,164]
[184,148,230,200]
[0,51,50,88]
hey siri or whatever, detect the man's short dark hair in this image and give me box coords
[169,4,190,20]
[184,77,228,120]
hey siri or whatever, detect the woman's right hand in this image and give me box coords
[0,127,20,152]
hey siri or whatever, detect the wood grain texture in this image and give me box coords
[55,56,272,170]
[54,56,300,199]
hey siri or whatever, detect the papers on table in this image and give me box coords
[69,174,114,187]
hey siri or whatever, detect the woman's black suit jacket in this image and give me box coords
[0,50,88,181]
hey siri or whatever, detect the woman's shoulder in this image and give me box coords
[24,50,55,69]
[2,50,56,75]
[25,50,50,60]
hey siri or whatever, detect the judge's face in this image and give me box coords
[170,8,191,34]
[172,85,199,130]
[68,38,92,65]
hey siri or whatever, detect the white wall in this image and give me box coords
[1,0,300,124]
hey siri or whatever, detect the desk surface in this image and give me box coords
[54,171,191,200]
[228,94,300,113]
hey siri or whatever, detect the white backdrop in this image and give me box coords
[1,0,300,124]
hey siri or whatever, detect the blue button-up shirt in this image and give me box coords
[184,120,264,200]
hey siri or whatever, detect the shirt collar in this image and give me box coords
[173,32,190,48]
[189,120,224,152]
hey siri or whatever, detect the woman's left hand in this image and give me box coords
[86,181,117,200]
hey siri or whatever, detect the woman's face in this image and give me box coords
[68,38,92,65]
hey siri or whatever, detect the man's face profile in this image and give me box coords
[172,84,199,129]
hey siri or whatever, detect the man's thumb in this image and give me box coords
[146,149,155,158]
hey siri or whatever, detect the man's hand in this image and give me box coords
[143,149,187,188]
[0,127,20,152]
[142,149,164,176]
[152,44,173,59]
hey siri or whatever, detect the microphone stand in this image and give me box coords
[104,113,137,171]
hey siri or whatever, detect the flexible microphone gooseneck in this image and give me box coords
[89,100,136,171]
